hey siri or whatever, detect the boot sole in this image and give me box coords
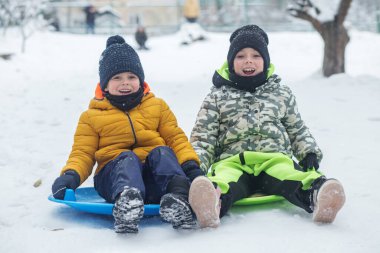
[159,194,196,229]
[189,177,220,228]
[113,188,144,233]
[313,180,345,223]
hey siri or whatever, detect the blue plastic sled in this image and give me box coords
[48,187,284,216]
[48,187,160,216]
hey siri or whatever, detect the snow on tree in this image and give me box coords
[0,0,49,53]
[288,0,353,77]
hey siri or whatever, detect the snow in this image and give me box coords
[1,28,380,252]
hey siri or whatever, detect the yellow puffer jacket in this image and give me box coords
[183,0,200,19]
[61,87,199,184]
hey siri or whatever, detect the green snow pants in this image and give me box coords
[207,151,324,216]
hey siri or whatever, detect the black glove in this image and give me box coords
[299,153,319,171]
[51,170,81,200]
[181,160,205,182]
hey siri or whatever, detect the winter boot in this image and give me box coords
[189,176,221,228]
[112,186,144,233]
[312,179,345,223]
[159,193,196,229]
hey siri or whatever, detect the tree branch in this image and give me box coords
[288,8,323,34]
[336,0,352,25]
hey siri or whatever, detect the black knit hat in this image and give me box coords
[99,35,145,91]
[227,25,270,74]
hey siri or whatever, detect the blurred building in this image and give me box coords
[48,0,182,35]
[47,0,380,35]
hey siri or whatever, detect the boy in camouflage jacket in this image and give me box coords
[188,25,345,228]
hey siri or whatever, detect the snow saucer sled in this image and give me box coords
[48,187,160,216]
[48,187,284,216]
[233,193,284,205]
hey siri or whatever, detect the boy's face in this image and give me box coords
[233,48,264,77]
[105,72,140,96]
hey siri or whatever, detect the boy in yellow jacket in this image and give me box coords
[52,35,203,233]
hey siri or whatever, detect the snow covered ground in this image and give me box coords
[1,28,380,253]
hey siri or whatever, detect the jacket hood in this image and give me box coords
[212,61,275,88]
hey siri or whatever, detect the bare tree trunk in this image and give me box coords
[20,26,26,53]
[321,20,349,77]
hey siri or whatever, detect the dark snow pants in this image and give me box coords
[208,152,324,217]
[94,146,190,204]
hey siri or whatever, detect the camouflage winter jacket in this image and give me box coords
[190,63,323,173]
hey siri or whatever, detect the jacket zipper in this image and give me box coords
[125,112,137,149]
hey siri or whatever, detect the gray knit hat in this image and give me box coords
[99,35,144,90]
[227,25,270,74]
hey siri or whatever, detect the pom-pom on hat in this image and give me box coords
[227,25,270,74]
[99,35,144,90]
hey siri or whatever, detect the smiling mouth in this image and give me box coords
[119,89,132,94]
[242,68,256,75]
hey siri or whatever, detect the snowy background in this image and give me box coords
[1,27,380,252]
